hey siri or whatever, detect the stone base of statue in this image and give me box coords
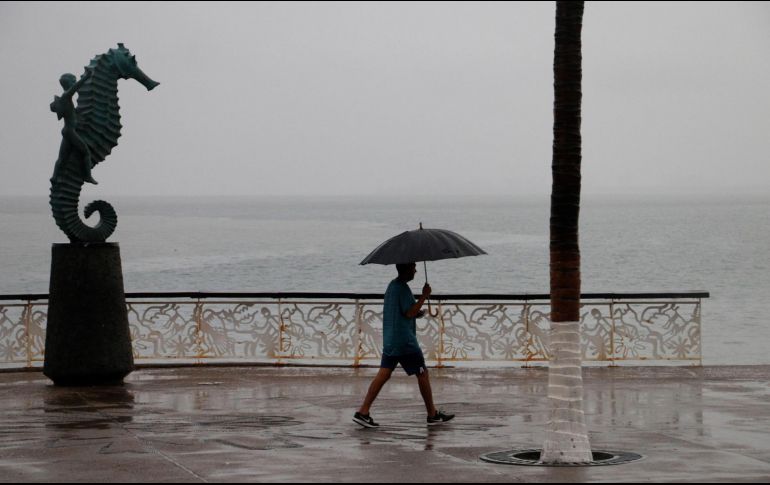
[44,243,134,386]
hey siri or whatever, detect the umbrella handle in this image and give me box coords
[426,298,439,318]
[422,260,439,317]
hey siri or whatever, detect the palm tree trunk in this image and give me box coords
[541,0,592,464]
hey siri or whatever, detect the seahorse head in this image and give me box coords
[109,43,160,91]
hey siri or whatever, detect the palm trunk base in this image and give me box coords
[541,320,592,464]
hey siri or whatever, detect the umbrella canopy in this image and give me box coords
[360,224,487,265]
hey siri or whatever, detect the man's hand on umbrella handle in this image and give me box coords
[406,284,433,318]
[422,283,439,318]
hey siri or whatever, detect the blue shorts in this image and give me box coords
[381,351,427,376]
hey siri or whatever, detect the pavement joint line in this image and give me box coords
[137,437,210,483]
[75,390,210,483]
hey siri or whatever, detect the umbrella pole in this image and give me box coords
[423,261,438,317]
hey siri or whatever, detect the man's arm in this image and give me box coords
[65,69,93,97]
[404,283,431,318]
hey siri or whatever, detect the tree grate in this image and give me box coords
[480,449,643,467]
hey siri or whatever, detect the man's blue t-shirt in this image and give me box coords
[382,279,421,356]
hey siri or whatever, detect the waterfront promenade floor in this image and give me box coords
[1,365,769,482]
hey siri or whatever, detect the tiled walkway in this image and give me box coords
[1,365,769,482]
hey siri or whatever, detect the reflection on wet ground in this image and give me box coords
[1,366,769,482]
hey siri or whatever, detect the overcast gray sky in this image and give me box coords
[0,1,768,198]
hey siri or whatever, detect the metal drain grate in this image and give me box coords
[480,449,643,467]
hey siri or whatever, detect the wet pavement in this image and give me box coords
[1,365,769,482]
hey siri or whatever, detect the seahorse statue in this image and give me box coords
[49,43,159,242]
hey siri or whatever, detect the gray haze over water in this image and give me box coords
[0,2,768,198]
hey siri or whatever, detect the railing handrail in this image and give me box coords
[0,291,710,302]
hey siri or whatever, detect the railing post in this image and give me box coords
[353,299,362,368]
[277,297,285,362]
[437,301,444,368]
[697,298,703,366]
[524,303,532,368]
[194,297,204,361]
[24,299,33,368]
[609,300,617,367]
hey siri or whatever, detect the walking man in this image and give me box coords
[353,262,454,427]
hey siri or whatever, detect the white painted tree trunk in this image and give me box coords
[541,320,592,463]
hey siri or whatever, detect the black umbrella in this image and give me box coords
[360,223,487,315]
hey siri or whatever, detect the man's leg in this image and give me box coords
[358,367,393,415]
[416,369,437,417]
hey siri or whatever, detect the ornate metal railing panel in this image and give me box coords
[277,301,359,361]
[609,301,702,361]
[0,301,47,367]
[0,292,706,369]
[435,303,551,363]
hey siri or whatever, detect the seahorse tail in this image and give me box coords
[50,171,117,243]
[82,200,118,240]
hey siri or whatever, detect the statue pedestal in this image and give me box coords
[44,243,134,386]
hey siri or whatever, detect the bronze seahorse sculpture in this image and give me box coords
[50,44,159,242]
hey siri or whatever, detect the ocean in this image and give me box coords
[1,194,768,365]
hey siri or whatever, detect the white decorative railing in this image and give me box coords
[0,292,706,370]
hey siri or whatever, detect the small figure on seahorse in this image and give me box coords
[49,43,159,243]
[51,69,99,185]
